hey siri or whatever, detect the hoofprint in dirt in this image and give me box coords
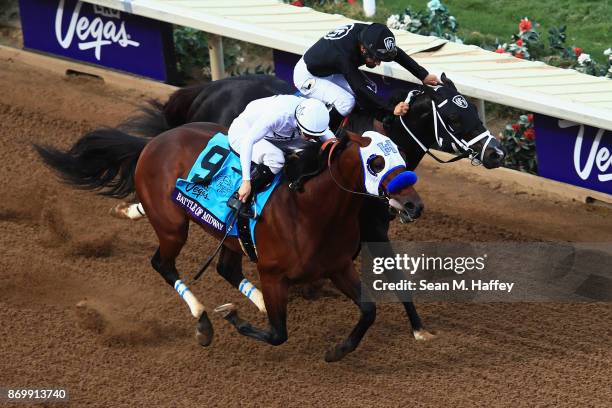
[1,56,611,407]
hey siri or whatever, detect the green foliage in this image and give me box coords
[230,64,275,76]
[500,114,537,174]
[281,0,344,6]
[173,27,209,81]
[380,0,611,62]
[386,0,462,43]
[173,27,243,82]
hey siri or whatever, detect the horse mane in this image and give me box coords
[342,85,432,136]
[282,129,353,191]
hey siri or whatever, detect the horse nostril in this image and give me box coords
[405,202,416,210]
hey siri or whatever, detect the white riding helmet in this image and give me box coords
[295,98,334,139]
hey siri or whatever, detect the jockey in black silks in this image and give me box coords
[293,22,440,129]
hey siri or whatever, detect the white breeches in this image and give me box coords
[293,57,356,116]
[227,119,285,175]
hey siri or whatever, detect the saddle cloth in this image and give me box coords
[172,133,281,244]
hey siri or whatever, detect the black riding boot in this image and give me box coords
[227,164,275,219]
[328,106,345,135]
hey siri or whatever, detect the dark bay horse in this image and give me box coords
[111,74,505,340]
[36,122,423,362]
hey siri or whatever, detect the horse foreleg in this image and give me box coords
[380,262,435,341]
[216,246,266,313]
[325,264,376,363]
[216,274,288,346]
[150,227,213,347]
[110,201,146,220]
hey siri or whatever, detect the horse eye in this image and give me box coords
[448,114,462,130]
[369,155,386,174]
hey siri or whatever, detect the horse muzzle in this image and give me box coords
[389,198,423,223]
[482,145,506,169]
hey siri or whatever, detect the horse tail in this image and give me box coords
[118,84,206,138]
[118,99,169,138]
[34,128,148,199]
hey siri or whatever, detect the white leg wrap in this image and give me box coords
[239,278,266,313]
[174,280,205,318]
[126,203,146,219]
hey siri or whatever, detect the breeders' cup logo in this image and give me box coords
[452,95,469,109]
[383,37,395,51]
[55,0,140,61]
[214,175,233,195]
[324,24,354,40]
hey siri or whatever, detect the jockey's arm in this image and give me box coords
[343,65,411,117]
[342,62,395,114]
[239,115,276,181]
[394,48,439,86]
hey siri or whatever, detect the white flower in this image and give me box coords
[604,48,612,56]
[386,14,400,28]
[402,15,412,25]
[577,53,591,65]
[427,0,442,12]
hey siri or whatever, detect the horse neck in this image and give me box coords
[302,143,364,224]
[390,93,435,170]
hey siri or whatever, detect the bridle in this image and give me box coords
[321,138,415,223]
[398,89,497,166]
[321,138,385,200]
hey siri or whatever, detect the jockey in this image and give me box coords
[294,22,439,127]
[228,94,334,214]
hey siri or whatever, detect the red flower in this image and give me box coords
[516,39,524,47]
[524,128,535,140]
[515,51,524,59]
[347,0,356,3]
[573,47,583,57]
[527,113,534,123]
[512,124,520,132]
[291,0,303,6]
[519,18,532,33]
[495,47,505,54]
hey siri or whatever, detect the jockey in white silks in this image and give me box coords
[113,95,334,222]
[228,94,334,207]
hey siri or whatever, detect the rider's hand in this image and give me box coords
[238,180,252,203]
[423,74,440,86]
[393,101,409,116]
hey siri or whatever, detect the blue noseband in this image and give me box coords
[387,171,418,194]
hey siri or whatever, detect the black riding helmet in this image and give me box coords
[359,23,398,62]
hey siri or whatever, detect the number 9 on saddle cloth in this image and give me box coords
[172,133,321,261]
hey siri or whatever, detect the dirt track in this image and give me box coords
[1,56,611,407]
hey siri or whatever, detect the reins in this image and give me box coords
[322,138,388,201]
[398,90,496,166]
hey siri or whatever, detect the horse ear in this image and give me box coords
[421,84,440,103]
[345,130,371,147]
[441,72,457,91]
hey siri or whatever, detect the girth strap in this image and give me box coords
[237,216,258,262]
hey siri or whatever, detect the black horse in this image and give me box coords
[111,73,505,340]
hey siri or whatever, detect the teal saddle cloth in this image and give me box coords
[171,133,281,243]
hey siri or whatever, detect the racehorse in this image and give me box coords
[112,73,505,340]
[123,74,505,171]
[35,123,423,362]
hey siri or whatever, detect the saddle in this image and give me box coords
[270,138,326,192]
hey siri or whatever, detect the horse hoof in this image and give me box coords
[413,329,436,341]
[213,303,236,319]
[324,345,349,363]
[109,202,134,220]
[195,312,214,347]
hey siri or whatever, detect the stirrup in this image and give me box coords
[227,193,257,219]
